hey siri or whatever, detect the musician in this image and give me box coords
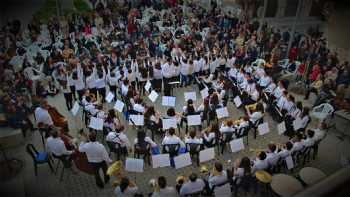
[85,68,97,98]
[302,129,316,148]
[258,72,271,88]
[134,130,158,149]
[35,100,54,137]
[121,79,129,97]
[132,98,145,114]
[272,81,286,100]
[165,107,182,124]
[251,151,268,174]
[95,69,106,102]
[291,133,305,153]
[79,131,111,188]
[231,157,251,182]
[294,107,311,132]
[72,63,85,101]
[60,80,73,110]
[179,173,206,196]
[162,57,175,96]
[114,177,139,196]
[277,141,293,159]
[208,162,228,189]
[219,120,235,134]
[185,130,203,144]
[246,102,264,125]
[152,176,177,197]
[107,70,119,100]
[266,143,280,167]
[202,123,219,148]
[46,129,75,170]
[162,128,185,148]
[106,128,131,149]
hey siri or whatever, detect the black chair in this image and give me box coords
[52,154,72,181]
[252,118,264,139]
[236,126,250,145]
[145,119,157,141]
[163,144,180,158]
[221,132,234,154]
[186,143,202,166]
[134,143,151,165]
[106,141,122,160]
[26,144,54,176]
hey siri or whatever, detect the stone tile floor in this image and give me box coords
[1,82,350,197]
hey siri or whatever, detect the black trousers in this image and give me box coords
[63,92,73,110]
[97,87,106,102]
[70,86,76,100]
[89,88,97,98]
[109,85,117,100]
[89,161,109,188]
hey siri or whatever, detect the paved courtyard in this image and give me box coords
[1,81,350,197]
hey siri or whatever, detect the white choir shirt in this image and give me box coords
[35,107,54,126]
[258,76,271,87]
[180,179,206,196]
[79,141,112,163]
[162,135,185,147]
[73,64,85,90]
[106,131,131,147]
[161,62,173,78]
[180,60,190,75]
[86,73,97,89]
[193,60,202,73]
[46,137,73,156]
[185,137,203,145]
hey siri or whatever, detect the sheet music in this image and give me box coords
[258,122,270,136]
[152,154,171,168]
[200,88,209,99]
[162,118,178,130]
[89,117,104,130]
[114,100,125,112]
[129,115,144,126]
[230,138,245,153]
[187,115,201,126]
[199,148,215,163]
[277,121,286,135]
[71,101,80,116]
[105,92,114,103]
[184,91,197,101]
[148,90,159,102]
[162,96,176,107]
[174,153,192,169]
[145,81,152,92]
[234,96,242,107]
[216,107,229,119]
[125,158,144,172]
[285,155,294,170]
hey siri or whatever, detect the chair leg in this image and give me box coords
[55,160,60,175]
[34,163,38,176]
[60,166,65,182]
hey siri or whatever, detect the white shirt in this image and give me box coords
[266,152,280,166]
[86,74,97,89]
[106,131,131,147]
[278,149,291,158]
[134,137,157,147]
[114,186,139,197]
[202,132,216,143]
[258,76,271,87]
[161,62,174,78]
[302,137,315,148]
[292,141,304,153]
[185,137,203,144]
[219,125,235,133]
[46,137,73,156]
[249,111,263,124]
[79,141,112,163]
[180,179,206,196]
[264,83,276,93]
[193,60,202,73]
[273,86,285,99]
[252,158,268,173]
[153,186,177,197]
[162,135,185,147]
[180,61,189,75]
[208,171,228,188]
[35,107,53,126]
[277,96,287,110]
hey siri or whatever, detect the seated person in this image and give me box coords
[266,143,280,167]
[219,120,236,134]
[162,128,185,151]
[278,141,294,159]
[114,177,139,196]
[302,129,315,148]
[231,157,252,183]
[202,123,219,147]
[179,173,206,196]
[251,151,268,173]
[291,133,305,153]
[151,176,177,197]
[208,162,228,189]
[185,130,203,144]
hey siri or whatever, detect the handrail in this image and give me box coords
[294,166,350,197]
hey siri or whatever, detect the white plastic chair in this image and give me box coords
[312,103,334,122]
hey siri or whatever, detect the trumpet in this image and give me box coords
[246,103,257,112]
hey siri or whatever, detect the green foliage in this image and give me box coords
[73,0,92,13]
[33,0,58,23]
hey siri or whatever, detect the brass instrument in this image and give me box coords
[176,175,186,184]
[245,103,257,113]
[200,165,209,174]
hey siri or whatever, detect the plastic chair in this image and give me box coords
[26,144,54,176]
[163,144,180,158]
[312,103,334,122]
[106,141,122,160]
[52,154,71,181]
